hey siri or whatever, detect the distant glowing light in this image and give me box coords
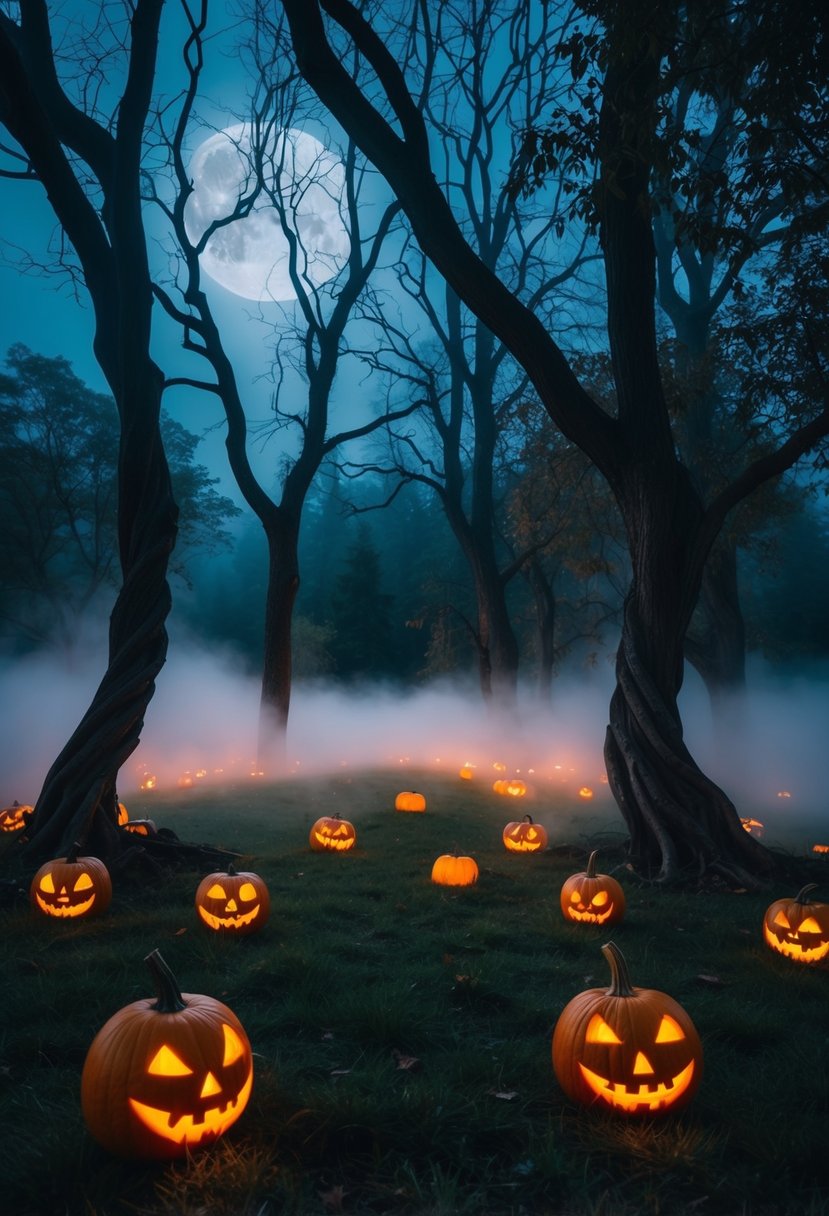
[777,791,792,799]
[578,787,594,800]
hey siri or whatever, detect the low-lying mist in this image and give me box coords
[1,636,826,848]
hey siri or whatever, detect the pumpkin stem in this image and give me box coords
[523,815,533,824]
[227,863,237,877]
[586,850,599,878]
[65,841,82,864]
[145,949,187,1013]
[794,883,819,904]
[601,941,635,997]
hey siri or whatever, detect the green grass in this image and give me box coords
[1,770,827,1216]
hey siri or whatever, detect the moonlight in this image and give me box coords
[184,124,350,302]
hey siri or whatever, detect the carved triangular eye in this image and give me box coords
[148,1044,193,1076]
[223,1023,246,1065]
[206,883,227,900]
[238,882,258,902]
[655,1014,685,1043]
[74,872,94,891]
[39,873,56,894]
[773,910,791,929]
[798,916,821,934]
[586,1014,622,1044]
[570,890,582,903]
[591,890,609,907]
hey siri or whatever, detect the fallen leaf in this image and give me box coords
[392,1049,420,1071]
[696,974,727,987]
[174,927,187,936]
[490,1089,518,1101]
[330,1069,351,1076]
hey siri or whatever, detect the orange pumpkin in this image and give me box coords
[309,813,357,852]
[552,942,703,1116]
[0,800,34,833]
[560,850,625,926]
[395,791,426,812]
[30,844,112,920]
[431,854,478,887]
[122,818,158,837]
[81,949,253,1159]
[458,765,475,780]
[195,865,270,934]
[502,814,548,854]
[117,802,130,826]
[763,884,829,964]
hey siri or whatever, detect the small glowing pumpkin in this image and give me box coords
[395,790,426,812]
[552,942,703,1116]
[763,884,829,964]
[30,844,112,920]
[503,814,548,854]
[578,786,594,799]
[431,853,478,887]
[492,779,507,794]
[0,800,35,833]
[309,812,357,852]
[812,844,829,855]
[504,779,527,797]
[560,850,625,926]
[122,818,158,837]
[458,764,475,780]
[81,949,253,1159]
[195,864,270,934]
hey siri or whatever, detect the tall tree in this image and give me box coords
[0,1,180,863]
[150,4,412,768]
[279,0,829,883]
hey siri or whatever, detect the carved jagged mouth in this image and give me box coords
[129,1069,253,1144]
[314,833,354,851]
[198,904,260,931]
[568,906,614,924]
[506,840,542,852]
[35,892,95,918]
[578,1060,695,1111]
[764,926,829,963]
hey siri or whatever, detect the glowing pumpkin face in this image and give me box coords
[395,791,426,812]
[552,943,702,1116]
[503,814,548,854]
[763,884,829,964]
[0,801,34,833]
[81,949,253,1159]
[560,850,625,926]
[195,866,270,935]
[309,813,357,852]
[458,765,475,780]
[122,818,157,837]
[431,854,478,887]
[30,847,112,920]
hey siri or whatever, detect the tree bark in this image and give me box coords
[684,538,747,711]
[257,512,301,772]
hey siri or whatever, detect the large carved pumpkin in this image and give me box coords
[552,942,703,1116]
[431,854,478,887]
[763,884,829,964]
[30,845,112,920]
[560,850,625,926]
[81,949,253,1159]
[309,813,357,852]
[502,814,548,854]
[395,791,426,812]
[195,865,270,935]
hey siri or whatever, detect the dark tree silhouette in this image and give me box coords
[279,0,829,883]
[0,2,190,866]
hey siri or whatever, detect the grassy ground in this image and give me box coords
[0,770,827,1216]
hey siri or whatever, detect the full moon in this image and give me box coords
[184,123,349,302]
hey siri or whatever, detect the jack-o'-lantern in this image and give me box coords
[503,814,548,854]
[504,779,527,797]
[492,779,507,794]
[30,844,112,920]
[395,791,426,812]
[195,865,270,934]
[123,818,157,837]
[763,884,829,964]
[552,942,702,1116]
[813,844,829,855]
[81,949,253,1159]
[0,800,34,833]
[309,813,357,852]
[578,787,594,799]
[560,850,625,926]
[459,764,475,780]
[431,854,478,887]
